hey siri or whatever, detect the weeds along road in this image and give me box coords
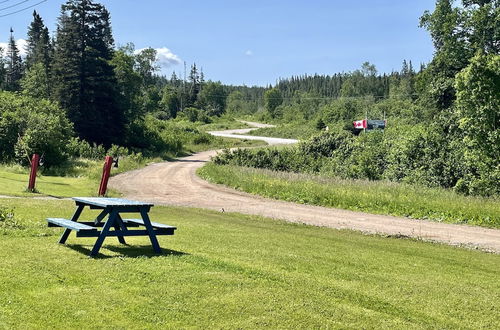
[109,122,500,253]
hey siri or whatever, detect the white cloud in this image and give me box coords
[0,39,28,57]
[155,47,182,67]
[135,47,182,69]
[245,50,253,56]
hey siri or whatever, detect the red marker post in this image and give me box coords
[28,154,40,192]
[98,156,114,196]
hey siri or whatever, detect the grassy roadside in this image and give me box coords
[198,163,500,228]
[185,136,266,153]
[247,122,318,139]
[197,118,250,132]
[0,198,499,328]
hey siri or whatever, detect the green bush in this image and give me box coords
[0,92,73,167]
[299,130,354,158]
[213,123,498,196]
[67,137,106,159]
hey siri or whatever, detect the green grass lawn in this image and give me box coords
[0,198,499,328]
[0,158,145,198]
[198,164,500,228]
[0,169,117,198]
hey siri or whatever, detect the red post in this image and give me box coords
[98,156,113,196]
[28,154,40,192]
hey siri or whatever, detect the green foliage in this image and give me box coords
[419,0,499,109]
[159,85,181,119]
[0,206,14,223]
[20,63,51,99]
[197,81,227,116]
[454,53,500,195]
[321,97,373,127]
[0,92,73,167]
[52,0,124,146]
[124,116,182,156]
[134,47,160,85]
[25,10,51,71]
[5,30,23,92]
[226,91,246,114]
[66,137,107,160]
[111,45,143,122]
[340,62,381,98]
[183,107,212,123]
[212,122,497,195]
[315,118,326,130]
[300,130,353,158]
[264,88,283,118]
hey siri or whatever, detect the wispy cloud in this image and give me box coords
[0,39,27,57]
[245,50,253,56]
[135,47,182,69]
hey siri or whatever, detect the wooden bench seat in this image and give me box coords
[47,218,98,232]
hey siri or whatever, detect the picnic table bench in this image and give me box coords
[47,197,176,257]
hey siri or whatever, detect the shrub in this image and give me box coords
[0,92,73,167]
[67,137,106,159]
[300,130,354,158]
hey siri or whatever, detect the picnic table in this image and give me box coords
[47,197,176,257]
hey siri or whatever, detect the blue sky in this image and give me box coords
[1,0,437,86]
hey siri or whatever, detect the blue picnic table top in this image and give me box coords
[72,197,154,208]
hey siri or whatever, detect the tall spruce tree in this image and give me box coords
[23,11,52,98]
[0,46,6,90]
[53,0,124,145]
[25,11,51,70]
[189,63,201,106]
[5,28,23,92]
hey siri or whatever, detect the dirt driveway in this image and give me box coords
[110,125,500,253]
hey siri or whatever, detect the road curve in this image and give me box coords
[109,150,500,253]
[208,121,298,145]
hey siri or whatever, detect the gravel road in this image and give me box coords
[109,123,500,253]
[208,120,298,145]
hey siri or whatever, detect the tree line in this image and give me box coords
[214,0,500,196]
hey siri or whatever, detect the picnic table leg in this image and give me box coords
[89,210,117,257]
[140,209,162,254]
[114,214,127,245]
[59,204,84,244]
[93,209,109,225]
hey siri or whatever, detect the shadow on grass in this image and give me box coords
[41,181,71,186]
[67,244,189,259]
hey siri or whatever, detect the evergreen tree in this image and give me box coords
[53,0,124,145]
[25,11,51,70]
[189,63,201,106]
[5,29,23,92]
[23,11,52,98]
[0,46,6,90]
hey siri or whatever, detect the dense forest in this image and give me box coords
[0,0,498,195]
